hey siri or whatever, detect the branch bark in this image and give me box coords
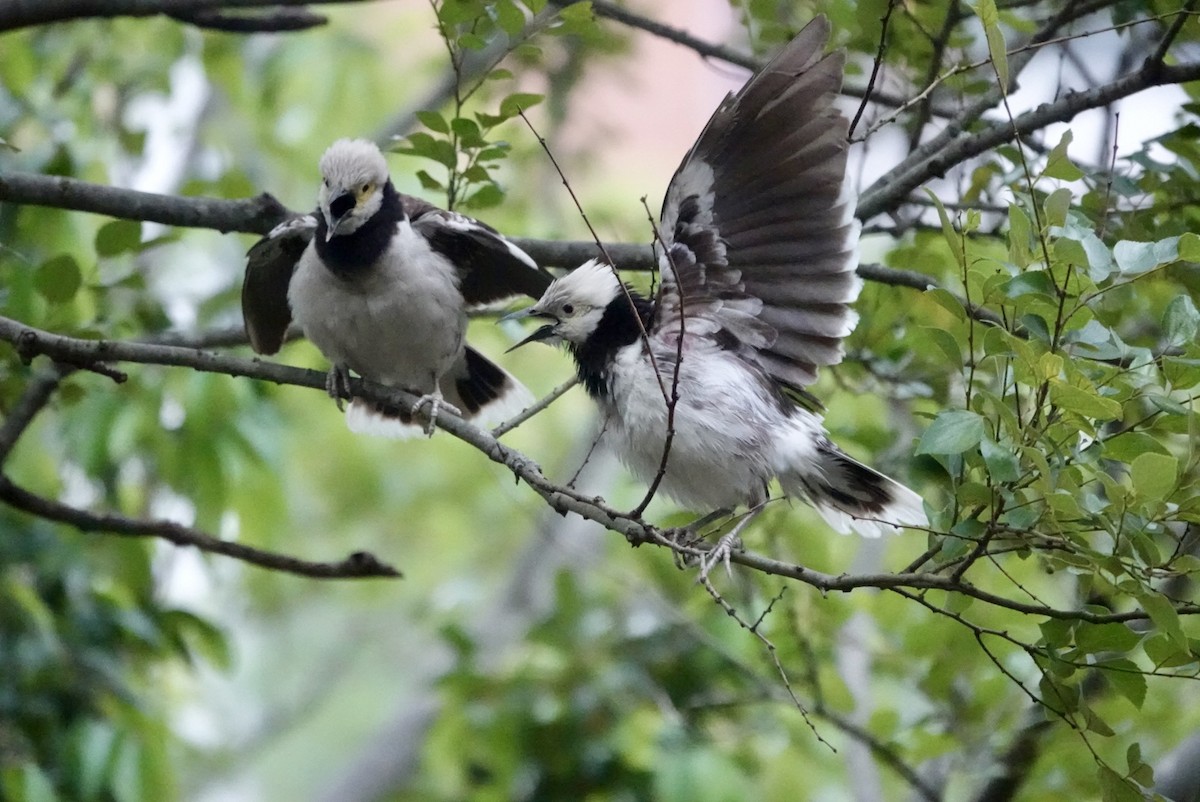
[1,315,1194,626]
[0,0,366,32]
[0,476,400,579]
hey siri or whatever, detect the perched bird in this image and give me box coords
[507,18,926,572]
[242,138,552,436]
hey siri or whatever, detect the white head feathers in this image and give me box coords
[524,259,623,346]
[317,138,390,239]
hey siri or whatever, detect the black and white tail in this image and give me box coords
[774,412,926,537]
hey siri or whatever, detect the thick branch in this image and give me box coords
[0,475,400,578]
[1,315,1194,625]
[0,171,292,234]
[0,0,365,32]
[860,56,1200,220]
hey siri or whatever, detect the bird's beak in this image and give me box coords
[325,192,356,241]
[502,307,558,352]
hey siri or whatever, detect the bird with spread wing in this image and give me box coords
[507,18,927,574]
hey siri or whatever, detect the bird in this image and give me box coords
[242,137,553,437]
[506,17,926,574]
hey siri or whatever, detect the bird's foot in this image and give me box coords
[662,508,731,570]
[696,507,763,582]
[699,531,743,581]
[326,364,353,411]
[411,392,461,437]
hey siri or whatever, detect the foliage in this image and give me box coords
[1,1,1200,801]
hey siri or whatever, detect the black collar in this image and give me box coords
[572,291,656,399]
[314,181,404,279]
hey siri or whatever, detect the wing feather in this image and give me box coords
[408,198,553,307]
[242,214,315,355]
[653,16,858,391]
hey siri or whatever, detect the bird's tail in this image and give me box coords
[775,420,926,538]
[344,347,532,439]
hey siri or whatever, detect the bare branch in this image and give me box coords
[0,474,400,579]
[859,58,1200,220]
[0,365,69,465]
[2,315,1195,626]
[170,6,329,32]
[0,0,366,32]
[0,171,291,235]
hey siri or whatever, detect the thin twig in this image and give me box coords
[491,375,579,437]
[850,0,901,137]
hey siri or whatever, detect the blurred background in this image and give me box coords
[3,1,1200,800]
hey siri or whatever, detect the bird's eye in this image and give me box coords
[562,303,575,315]
[361,183,372,194]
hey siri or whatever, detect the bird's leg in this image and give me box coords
[326,364,353,411]
[699,507,764,581]
[410,388,462,437]
[663,508,732,569]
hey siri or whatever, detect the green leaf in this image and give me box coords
[1043,130,1085,180]
[1008,203,1032,266]
[1104,659,1147,708]
[1047,381,1122,421]
[450,116,486,147]
[926,288,968,320]
[1130,452,1178,500]
[95,219,143,256]
[980,437,1020,482]
[415,169,444,191]
[975,0,1009,88]
[1163,294,1199,346]
[1102,431,1171,462]
[916,410,986,455]
[498,92,544,119]
[1179,231,1200,261]
[416,109,449,134]
[1097,765,1144,802]
[924,189,965,268]
[1137,591,1186,648]
[1043,187,1072,227]
[1076,623,1141,654]
[1002,271,1055,299]
[463,183,504,209]
[494,0,526,37]
[1113,237,1177,274]
[920,326,962,366]
[34,254,83,303]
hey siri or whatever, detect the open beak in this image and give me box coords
[501,307,558,352]
[325,192,356,241]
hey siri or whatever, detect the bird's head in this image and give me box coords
[505,259,623,349]
[317,138,390,241]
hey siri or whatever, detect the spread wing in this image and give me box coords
[407,196,553,307]
[242,214,316,355]
[654,16,859,393]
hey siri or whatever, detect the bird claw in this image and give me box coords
[326,365,353,411]
[411,393,461,437]
[698,530,743,581]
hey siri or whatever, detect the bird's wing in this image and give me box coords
[406,196,554,307]
[242,214,316,355]
[654,16,859,393]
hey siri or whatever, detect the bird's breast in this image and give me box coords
[289,222,467,389]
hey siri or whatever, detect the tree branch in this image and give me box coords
[0,365,69,465]
[859,59,1200,220]
[1,315,1195,626]
[0,0,367,32]
[0,474,400,579]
